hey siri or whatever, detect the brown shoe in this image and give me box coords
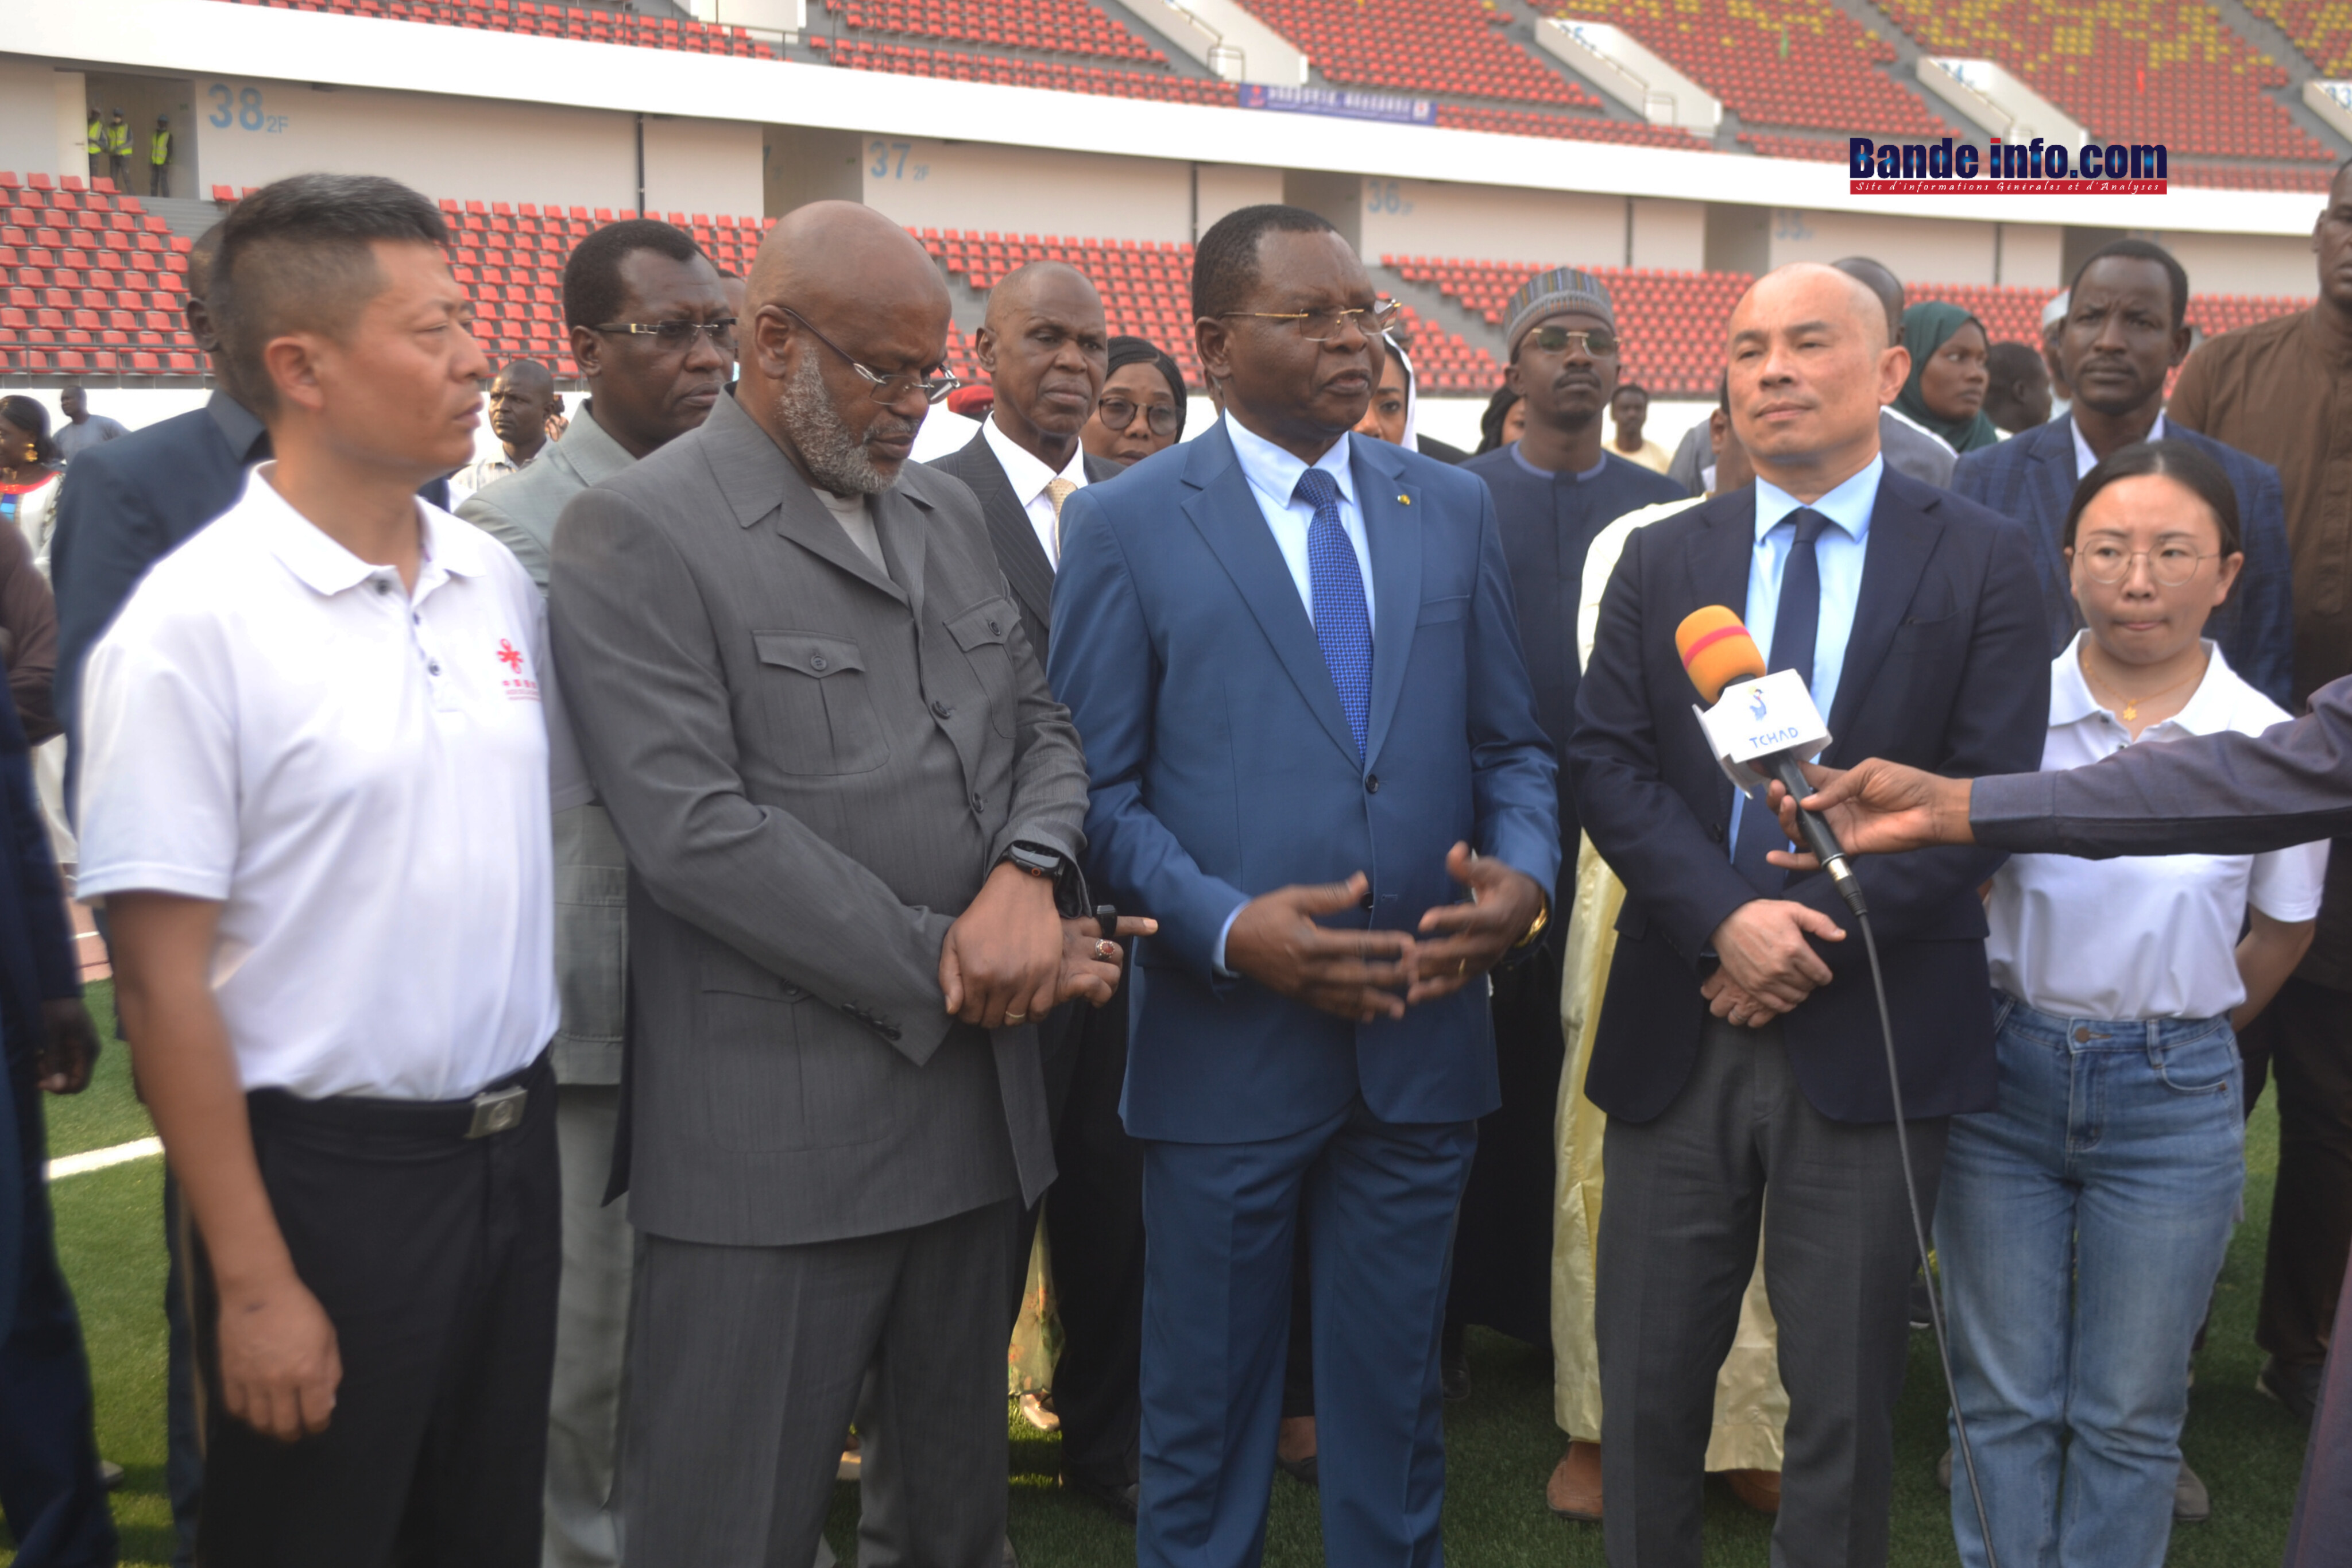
[1546,1441,1604,1520]
[1725,1469,1781,1515]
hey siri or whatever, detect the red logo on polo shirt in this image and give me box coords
[496,637,541,701]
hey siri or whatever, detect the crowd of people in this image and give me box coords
[0,157,2348,1568]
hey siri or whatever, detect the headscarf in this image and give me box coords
[1107,336,1187,442]
[1376,332,1420,453]
[1476,384,1522,455]
[1895,302,2000,454]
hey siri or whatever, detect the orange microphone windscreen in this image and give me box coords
[1676,605,1766,704]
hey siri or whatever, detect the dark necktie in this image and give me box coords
[1731,507,1830,895]
[1293,467,1372,759]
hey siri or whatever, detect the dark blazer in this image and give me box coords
[1049,423,1560,1143]
[926,431,1121,661]
[1568,467,2049,1125]
[1950,415,2295,710]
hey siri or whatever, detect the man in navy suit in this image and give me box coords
[1049,204,1559,1567]
[1952,238,2293,709]
[1569,263,2049,1567]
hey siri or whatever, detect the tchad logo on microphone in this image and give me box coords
[1849,135,2167,197]
[1748,687,1770,722]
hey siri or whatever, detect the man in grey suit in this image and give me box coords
[929,260,1147,1524]
[548,200,1136,1568]
[458,216,733,1568]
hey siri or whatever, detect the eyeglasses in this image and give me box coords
[589,318,737,350]
[778,305,962,405]
[2075,543,2220,586]
[1095,396,1181,437]
[1218,300,1403,342]
[1522,325,1620,357]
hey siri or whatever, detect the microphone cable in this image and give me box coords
[1846,892,2000,1568]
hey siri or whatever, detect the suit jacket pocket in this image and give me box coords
[945,596,1019,738]
[752,630,891,776]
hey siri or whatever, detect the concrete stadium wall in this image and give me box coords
[1357,180,1707,273]
[186,76,760,216]
[0,58,87,184]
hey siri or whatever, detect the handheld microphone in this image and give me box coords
[1674,606,1868,917]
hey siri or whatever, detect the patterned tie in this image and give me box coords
[1293,467,1372,759]
[1731,507,1830,895]
[1046,477,1078,563]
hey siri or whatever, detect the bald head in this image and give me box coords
[744,201,953,494]
[498,358,554,393]
[977,261,1109,467]
[749,200,949,331]
[1831,256,1905,345]
[1726,262,1908,497]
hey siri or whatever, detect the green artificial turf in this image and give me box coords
[7,985,2314,1564]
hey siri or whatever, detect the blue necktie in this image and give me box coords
[1294,467,1372,760]
[1731,507,1829,895]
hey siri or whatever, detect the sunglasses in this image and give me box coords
[1522,326,1620,357]
[1096,396,1180,437]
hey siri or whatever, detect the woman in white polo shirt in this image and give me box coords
[1937,440,2326,1568]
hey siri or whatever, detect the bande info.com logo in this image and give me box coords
[1850,137,2167,195]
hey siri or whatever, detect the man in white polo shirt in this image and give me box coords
[75,173,586,1565]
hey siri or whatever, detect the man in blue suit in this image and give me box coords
[1951,238,2293,709]
[1569,263,2049,1567]
[1049,204,1559,1567]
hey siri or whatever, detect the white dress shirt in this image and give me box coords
[1986,633,2327,1020]
[1728,456,1882,860]
[1211,417,1379,970]
[982,412,1089,569]
[2071,411,2165,479]
[1223,415,1377,626]
[76,468,591,1101]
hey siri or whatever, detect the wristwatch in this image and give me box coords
[998,841,1088,916]
[1512,895,1552,950]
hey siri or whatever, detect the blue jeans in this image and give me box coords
[1936,994,2243,1568]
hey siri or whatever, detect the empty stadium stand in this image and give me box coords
[822,0,1166,64]
[1874,0,2331,165]
[1554,0,1949,138]
[2253,0,2352,74]
[0,173,199,376]
[1236,0,1601,106]
[215,0,775,55]
[817,36,1235,99]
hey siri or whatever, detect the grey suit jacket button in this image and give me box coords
[933,699,953,718]
[811,655,829,671]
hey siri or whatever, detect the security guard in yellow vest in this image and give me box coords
[149,117,172,198]
[102,110,131,189]
[85,110,102,178]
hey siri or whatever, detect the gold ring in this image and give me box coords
[1005,1011,1028,1024]
[1456,958,1467,977]
[1094,939,1119,960]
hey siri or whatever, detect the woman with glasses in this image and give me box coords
[1939,439,2326,1568]
[1081,336,1186,464]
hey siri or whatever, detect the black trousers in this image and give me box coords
[1597,1018,1945,1568]
[191,1054,559,1568]
[1,1044,117,1568]
[1042,988,1146,1487]
[1003,985,1146,1489]
[1448,932,1567,1346]
[2245,975,2352,1369]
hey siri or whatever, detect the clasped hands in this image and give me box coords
[938,861,1156,1029]
[1224,843,1546,1024]
[1702,898,1847,1028]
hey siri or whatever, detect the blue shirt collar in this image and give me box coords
[1224,415,1357,508]
[1507,440,1609,482]
[1752,452,1884,544]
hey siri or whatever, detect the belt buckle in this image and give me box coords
[465,1085,527,1138]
